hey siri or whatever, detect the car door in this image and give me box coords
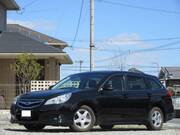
[123,74,150,121]
[97,74,125,123]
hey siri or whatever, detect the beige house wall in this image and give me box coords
[0,58,61,109]
[0,59,16,109]
[45,58,60,80]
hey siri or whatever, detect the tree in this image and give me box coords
[11,53,43,94]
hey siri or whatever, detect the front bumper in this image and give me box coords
[10,104,74,126]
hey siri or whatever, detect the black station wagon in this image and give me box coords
[10,71,175,132]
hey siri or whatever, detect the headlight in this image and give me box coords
[12,96,20,105]
[44,93,72,105]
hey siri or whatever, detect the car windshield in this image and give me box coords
[51,74,106,90]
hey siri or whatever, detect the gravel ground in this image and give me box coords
[0,110,180,135]
[0,110,10,122]
[0,124,180,135]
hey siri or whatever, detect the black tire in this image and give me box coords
[146,107,164,130]
[24,124,45,131]
[99,125,114,130]
[70,105,96,132]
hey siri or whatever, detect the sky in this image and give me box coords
[7,0,180,79]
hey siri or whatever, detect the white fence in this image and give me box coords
[31,80,59,91]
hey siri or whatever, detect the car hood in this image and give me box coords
[20,89,79,99]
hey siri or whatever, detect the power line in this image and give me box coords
[103,37,180,43]
[23,0,41,8]
[65,36,180,43]
[63,64,159,69]
[95,40,180,62]
[97,0,180,15]
[62,65,180,75]
[76,46,180,63]
[20,8,59,14]
[95,46,180,63]
[66,44,180,61]
[134,40,180,53]
[61,67,180,73]
[71,0,85,47]
[67,37,180,53]
[62,64,180,74]
[68,46,121,53]
[16,0,41,14]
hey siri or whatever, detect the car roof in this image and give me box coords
[70,71,156,78]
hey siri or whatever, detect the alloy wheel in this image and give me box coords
[151,110,162,127]
[73,108,92,129]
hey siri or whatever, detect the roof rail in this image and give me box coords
[128,68,144,74]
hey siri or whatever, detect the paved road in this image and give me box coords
[0,124,180,135]
[165,118,180,128]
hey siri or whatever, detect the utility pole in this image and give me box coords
[90,0,95,71]
[75,60,84,72]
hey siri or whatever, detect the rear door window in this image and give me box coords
[126,75,148,91]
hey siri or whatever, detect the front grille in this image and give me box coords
[17,99,44,108]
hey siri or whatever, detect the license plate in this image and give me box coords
[21,110,31,117]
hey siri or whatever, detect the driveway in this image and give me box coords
[0,110,180,135]
[0,124,180,135]
[165,118,180,128]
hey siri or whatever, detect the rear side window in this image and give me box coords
[126,75,148,90]
[148,78,162,90]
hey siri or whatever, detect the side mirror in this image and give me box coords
[48,85,54,90]
[102,83,113,91]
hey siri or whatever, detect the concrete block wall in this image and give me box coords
[31,80,58,91]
